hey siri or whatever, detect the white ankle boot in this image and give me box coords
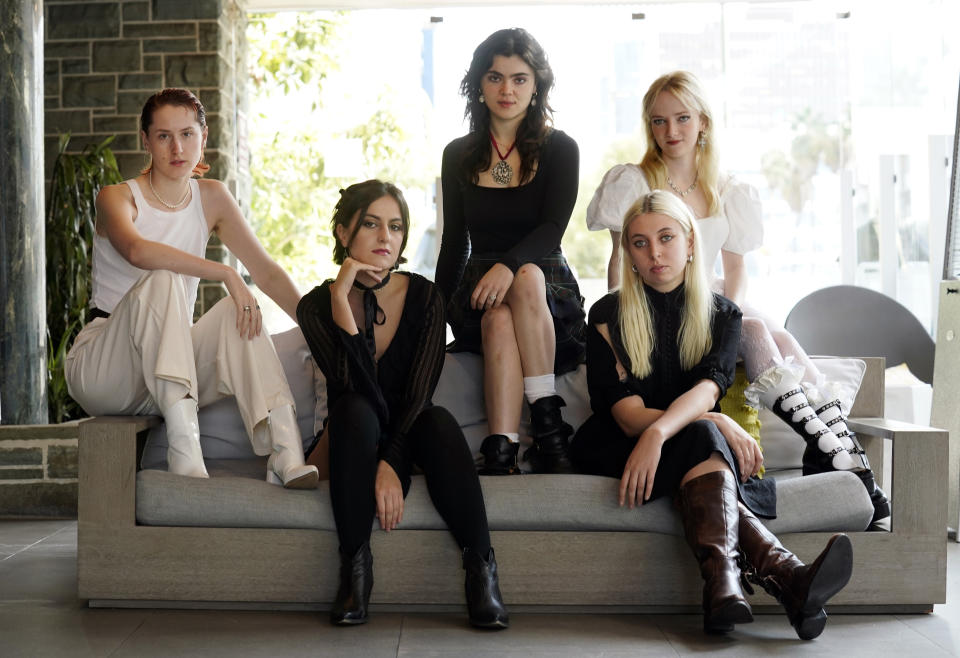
[265,404,319,489]
[164,398,209,478]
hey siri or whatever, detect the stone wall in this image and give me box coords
[0,423,79,517]
[43,0,250,316]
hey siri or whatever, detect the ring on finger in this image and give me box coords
[243,305,252,312]
[488,293,497,303]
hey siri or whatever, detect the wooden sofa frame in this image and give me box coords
[77,357,948,613]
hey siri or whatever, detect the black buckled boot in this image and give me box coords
[524,395,574,474]
[330,542,373,626]
[737,502,853,640]
[476,434,521,475]
[677,470,754,634]
[462,547,510,629]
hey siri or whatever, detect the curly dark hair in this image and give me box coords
[458,28,554,185]
[331,179,410,269]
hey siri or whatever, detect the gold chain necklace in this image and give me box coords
[148,170,190,209]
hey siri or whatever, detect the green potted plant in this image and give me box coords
[45,134,123,423]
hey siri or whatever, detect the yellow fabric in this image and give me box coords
[719,364,764,477]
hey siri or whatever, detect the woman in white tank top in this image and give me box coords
[585,72,888,526]
[65,88,318,489]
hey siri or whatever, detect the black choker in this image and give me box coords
[353,273,390,356]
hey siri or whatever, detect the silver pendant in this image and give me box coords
[492,159,513,186]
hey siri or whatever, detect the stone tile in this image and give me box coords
[143,37,198,54]
[398,613,674,656]
[0,604,147,658]
[124,22,196,39]
[48,445,78,479]
[62,75,117,108]
[92,40,142,73]
[152,0,220,21]
[118,73,164,91]
[0,468,44,480]
[0,448,42,466]
[48,3,121,40]
[164,53,221,87]
[111,609,402,658]
[657,612,954,656]
[122,2,150,23]
[0,541,77,602]
[0,481,78,517]
[45,109,91,135]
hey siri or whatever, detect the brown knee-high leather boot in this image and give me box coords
[737,502,853,640]
[677,470,753,634]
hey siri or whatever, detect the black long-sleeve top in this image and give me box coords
[435,129,580,304]
[586,285,742,416]
[296,273,446,476]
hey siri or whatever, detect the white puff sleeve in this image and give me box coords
[585,164,650,232]
[720,177,763,255]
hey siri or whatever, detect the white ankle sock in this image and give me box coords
[523,374,555,404]
[502,432,520,443]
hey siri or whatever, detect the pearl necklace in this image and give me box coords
[666,173,698,198]
[148,170,190,209]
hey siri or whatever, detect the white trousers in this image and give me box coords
[65,270,293,455]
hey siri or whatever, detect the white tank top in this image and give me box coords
[91,178,209,315]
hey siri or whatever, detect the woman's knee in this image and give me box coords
[328,394,380,454]
[507,264,547,308]
[410,406,469,456]
[480,304,514,339]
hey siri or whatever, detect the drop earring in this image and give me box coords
[479,93,485,104]
[531,93,537,106]
[687,254,694,263]
[698,132,707,148]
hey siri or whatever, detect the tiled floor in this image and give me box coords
[1,520,957,657]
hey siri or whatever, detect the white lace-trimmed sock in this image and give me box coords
[523,374,556,405]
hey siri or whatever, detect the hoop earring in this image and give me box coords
[631,264,638,273]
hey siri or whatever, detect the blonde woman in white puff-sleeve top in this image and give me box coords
[585,71,888,525]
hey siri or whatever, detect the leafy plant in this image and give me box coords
[45,134,122,423]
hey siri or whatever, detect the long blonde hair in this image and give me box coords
[639,71,721,216]
[618,190,714,379]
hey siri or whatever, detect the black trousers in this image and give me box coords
[327,392,492,555]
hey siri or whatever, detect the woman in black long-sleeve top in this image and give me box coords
[436,28,586,476]
[297,180,508,629]
[570,190,853,640]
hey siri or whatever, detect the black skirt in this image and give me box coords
[570,415,777,518]
[446,250,586,375]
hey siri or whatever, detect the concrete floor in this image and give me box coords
[1,519,958,657]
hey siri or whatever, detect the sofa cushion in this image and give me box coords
[136,463,873,535]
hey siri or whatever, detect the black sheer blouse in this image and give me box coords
[586,285,742,416]
[296,273,446,477]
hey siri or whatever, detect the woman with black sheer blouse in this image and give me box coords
[296,180,508,630]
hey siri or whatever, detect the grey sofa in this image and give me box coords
[77,330,948,613]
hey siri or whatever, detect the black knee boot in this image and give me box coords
[462,547,509,629]
[330,542,373,626]
[524,395,574,474]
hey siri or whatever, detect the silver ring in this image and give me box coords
[488,294,497,302]
[243,306,252,312]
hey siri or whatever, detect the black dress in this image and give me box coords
[436,129,586,375]
[570,285,776,518]
[297,272,491,554]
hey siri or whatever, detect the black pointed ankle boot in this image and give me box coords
[462,547,509,629]
[524,395,574,474]
[330,542,373,626]
[476,434,520,475]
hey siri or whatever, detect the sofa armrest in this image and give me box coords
[847,417,948,537]
[78,415,161,527]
